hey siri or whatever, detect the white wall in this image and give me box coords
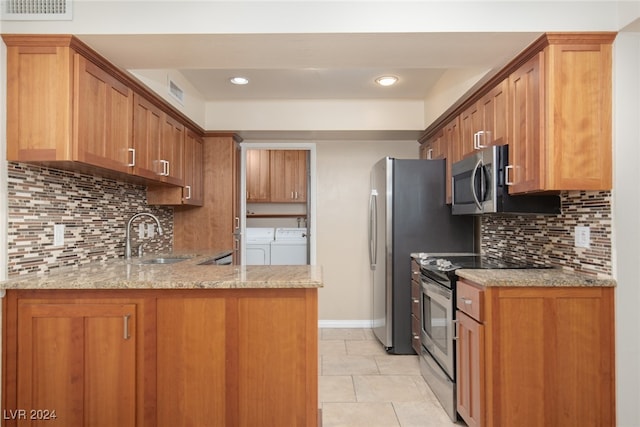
[612,31,640,427]
[315,139,417,324]
[205,99,425,132]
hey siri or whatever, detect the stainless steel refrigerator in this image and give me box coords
[368,157,475,354]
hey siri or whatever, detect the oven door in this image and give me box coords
[421,275,455,379]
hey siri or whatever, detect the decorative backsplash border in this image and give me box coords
[7,162,173,277]
[481,191,612,277]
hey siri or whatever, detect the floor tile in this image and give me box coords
[319,375,356,403]
[322,402,400,427]
[322,354,379,375]
[375,355,421,375]
[322,328,369,340]
[346,339,389,356]
[319,329,458,427]
[353,375,423,402]
[320,339,347,356]
[393,401,462,427]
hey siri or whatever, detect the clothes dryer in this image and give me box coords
[246,228,274,265]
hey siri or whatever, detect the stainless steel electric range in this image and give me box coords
[415,253,548,421]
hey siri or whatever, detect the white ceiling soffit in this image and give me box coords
[79,32,540,101]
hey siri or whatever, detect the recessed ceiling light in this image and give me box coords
[375,76,398,87]
[229,76,249,85]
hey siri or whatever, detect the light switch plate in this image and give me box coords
[575,226,591,248]
[54,224,65,246]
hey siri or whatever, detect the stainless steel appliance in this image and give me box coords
[451,145,561,215]
[368,157,475,355]
[417,253,549,421]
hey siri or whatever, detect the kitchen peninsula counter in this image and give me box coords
[2,251,321,427]
[0,251,323,290]
[456,267,615,287]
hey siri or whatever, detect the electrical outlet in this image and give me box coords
[147,223,155,239]
[54,224,65,246]
[575,226,591,248]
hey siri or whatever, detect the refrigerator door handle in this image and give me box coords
[369,190,378,269]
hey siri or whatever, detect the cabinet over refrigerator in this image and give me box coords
[368,157,475,354]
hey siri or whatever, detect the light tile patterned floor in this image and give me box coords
[319,328,466,427]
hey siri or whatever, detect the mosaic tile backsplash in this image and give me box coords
[7,162,173,277]
[481,191,612,277]
[6,163,612,279]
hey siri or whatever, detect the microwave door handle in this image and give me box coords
[470,158,483,211]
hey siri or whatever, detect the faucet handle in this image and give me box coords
[136,243,145,258]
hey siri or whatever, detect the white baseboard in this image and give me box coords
[318,319,373,328]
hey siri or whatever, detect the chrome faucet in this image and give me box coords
[125,212,163,259]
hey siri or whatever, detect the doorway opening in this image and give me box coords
[239,142,316,266]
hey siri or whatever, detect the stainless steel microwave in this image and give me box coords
[451,145,561,215]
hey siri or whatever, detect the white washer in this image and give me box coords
[271,228,308,265]
[245,228,274,265]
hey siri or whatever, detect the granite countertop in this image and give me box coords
[456,268,616,287]
[0,251,323,290]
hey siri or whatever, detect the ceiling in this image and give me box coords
[79,32,542,102]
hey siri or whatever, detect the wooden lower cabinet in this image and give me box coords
[456,280,615,427]
[3,292,153,427]
[3,288,318,427]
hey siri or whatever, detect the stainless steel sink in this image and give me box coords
[136,257,189,265]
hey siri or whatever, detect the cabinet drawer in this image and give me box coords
[411,314,421,354]
[457,279,484,322]
[411,284,421,317]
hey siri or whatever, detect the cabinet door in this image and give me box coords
[269,150,308,202]
[480,79,509,148]
[292,150,308,202]
[246,149,271,202]
[183,129,204,206]
[74,55,133,173]
[443,117,460,204]
[160,114,185,186]
[460,102,482,159]
[132,93,163,180]
[157,298,227,427]
[509,53,544,193]
[6,43,73,161]
[456,310,484,427]
[16,302,137,427]
[236,290,318,426]
[421,129,445,161]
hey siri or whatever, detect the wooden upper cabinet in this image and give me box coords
[508,37,613,194]
[147,128,203,206]
[4,34,202,191]
[460,79,508,159]
[509,53,543,193]
[420,32,615,196]
[160,114,185,186]
[421,128,445,161]
[246,149,271,202]
[74,55,133,173]
[269,150,308,202]
[183,129,204,206]
[132,93,163,180]
[443,117,460,203]
[4,37,134,172]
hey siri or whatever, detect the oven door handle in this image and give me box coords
[422,280,452,301]
[470,158,483,211]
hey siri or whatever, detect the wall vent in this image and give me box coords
[168,78,185,105]
[1,0,72,20]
